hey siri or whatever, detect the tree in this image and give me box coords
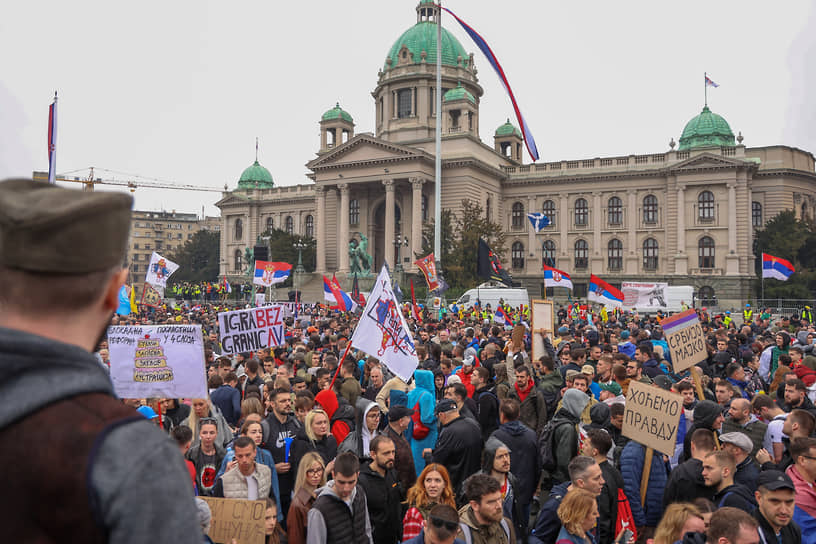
[753,210,815,299]
[167,229,220,284]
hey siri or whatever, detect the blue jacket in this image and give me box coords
[529,481,570,544]
[407,370,439,476]
[556,526,595,544]
[793,506,816,544]
[620,441,667,527]
[210,385,241,426]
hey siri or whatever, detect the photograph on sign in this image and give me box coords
[622,381,683,456]
[661,309,706,373]
[108,325,207,399]
[530,299,554,362]
[621,282,668,309]
[217,306,285,355]
[201,497,266,544]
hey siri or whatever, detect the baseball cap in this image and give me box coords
[136,406,159,419]
[463,355,475,366]
[435,399,457,414]
[719,432,753,453]
[756,470,795,491]
[653,375,673,391]
[388,405,415,421]
[565,369,581,380]
[581,365,595,375]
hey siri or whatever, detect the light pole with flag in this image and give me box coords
[47,92,58,184]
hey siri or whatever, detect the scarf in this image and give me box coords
[515,377,534,403]
[787,464,816,517]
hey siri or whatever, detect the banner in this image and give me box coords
[622,381,683,456]
[351,265,419,382]
[661,309,706,372]
[217,306,285,355]
[253,261,292,287]
[200,497,265,544]
[116,285,131,316]
[414,253,441,291]
[141,283,162,308]
[108,325,207,399]
[145,252,179,288]
[621,282,668,309]
[477,238,512,287]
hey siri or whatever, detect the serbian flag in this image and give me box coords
[588,274,624,307]
[221,276,232,294]
[543,264,573,290]
[47,92,57,184]
[415,253,441,291]
[442,7,539,161]
[704,74,719,88]
[323,275,357,312]
[494,306,511,326]
[254,261,292,286]
[762,253,795,281]
[410,279,421,321]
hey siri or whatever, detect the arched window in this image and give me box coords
[643,238,659,270]
[234,218,243,241]
[803,203,809,222]
[265,216,273,233]
[511,242,525,269]
[350,199,360,225]
[542,200,556,225]
[397,88,413,118]
[422,195,429,222]
[575,198,588,226]
[698,286,716,306]
[752,202,762,227]
[698,191,715,221]
[305,215,314,237]
[234,249,243,272]
[574,239,588,269]
[698,236,715,268]
[643,194,658,224]
[542,240,556,267]
[285,216,294,234]
[608,196,623,225]
[608,239,623,270]
[511,202,525,229]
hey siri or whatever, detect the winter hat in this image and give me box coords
[562,388,590,418]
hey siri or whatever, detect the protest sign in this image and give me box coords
[141,283,162,308]
[530,299,554,362]
[144,252,179,288]
[108,325,207,399]
[622,380,683,456]
[661,309,706,372]
[217,306,285,355]
[200,497,265,544]
[255,293,266,307]
[621,282,668,309]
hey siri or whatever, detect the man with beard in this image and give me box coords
[752,471,800,544]
[264,387,302,514]
[457,473,515,544]
[702,450,756,511]
[480,437,525,540]
[0,179,200,542]
[358,436,403,544]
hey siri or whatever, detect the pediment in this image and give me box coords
[307,134,432,171]
[670,152,753,172]
[215,192,250,207]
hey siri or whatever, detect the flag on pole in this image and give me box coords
[221,277,232,294]
[542,264,573,290]
[704,74,719,88]
[145,252,179,288]
[588,274,624,307]
[414,253,441,291]
[441,6,539,161]
[477,238,512,287]
[129,285,138,314]
[494,306,510,326]
[116,285,131,316]
[351,273,365,305]
[410,279,421,321]
[47,92,57,184]
[323,275,357,312]
[762,253,795,281]
[253,261,292,286]
[527,212,551,233]
[350,264,419,382]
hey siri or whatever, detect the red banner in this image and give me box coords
[414,253,440,291]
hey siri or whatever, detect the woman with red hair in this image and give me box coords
[402,463,457,541]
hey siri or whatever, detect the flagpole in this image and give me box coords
[434,1,442,271]
[704,72,707,107]
[329,340,354,390]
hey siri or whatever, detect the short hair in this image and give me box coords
[786,378,806,392]
[705,450,735,473]
[500,399,521,421]
[446,382,468,401]
[463,473,501,503]
[675,381,693,393]
[171,425,193,446]
[473,366,489,381]
[294,395,314,412]
[725,362,742,378]
[789,409,816,436]
[609,403,625,418]
[273,387,291,399]
[233,436,256,450]
[246,358,260,374]
[568,455,597,483]
[706,507,757,544]
[636,344,653,357]
[586,429,613,456]
[570,348,586,361]
[425,504,459,540]
[334,451,360,477]
[751,394,775,412]
[341,358,356,373]
[571,374,589,387]
[369,435,393,454]
[208,374,223,389]
[218,357,233,368]
[516,365,531,376]
[790,436,816,461]
[224,371,238,383]
[690,428,716,453]
[539,355,555,371]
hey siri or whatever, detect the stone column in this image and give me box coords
[315,186,327,273]
[410,177,425,271]
[626,189,637,274]
[675,184,688,275]
[559,194,569,269]
[338,183,350,273]
[383,179,395,267]
[591,192,603,270]
[726,182,740,275]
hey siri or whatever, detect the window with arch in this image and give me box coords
[511,241,525,269]
[265,216,273,233]
[698,236,715,268]
[698,286,716,306]
[574,239,588,269]
[575,198,588,226]
[349,199,360,225]
[234,249,243,272]
[305,215,314,237]
[608,196,623,225]
[751,202,762,227]
[608,239,623,269]
[643,194,658,224]
[397,88,413,118]
[698,191,715,221]
[542,240,556,267]
[542,199,556,224]
[422,195,429,222]
[234,218,243,241]
[643,238,659,270]
[511,202,525,229]
[285,216,294,234]
[803,203,810,222]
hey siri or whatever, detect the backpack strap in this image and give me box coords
[500,518,510,541]
[459,523,472,544]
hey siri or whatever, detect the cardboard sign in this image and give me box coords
[661,309,706,372]
[217,306,285,355]
[512,324,526,348]
[622,381,683,456]
[108,325,207,399]
[530,299,554,362]
[201,497,266,544]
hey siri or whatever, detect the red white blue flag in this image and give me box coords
[588,274,624,307]
[47,92,57,184]
[441,6,539,161]
[323,275,357,312]
[494,306,511,326]
[705,75,719,88]
[762,253,794,281]
[543,264,573,290]
[254,261,292,286]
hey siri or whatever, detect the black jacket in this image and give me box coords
[474,383,500,442]
[431,415,483,495]
[712,483,756,511]
[491,420,541,508]
[682,400,721,461]
[263,411,302,500]
[357,463,403,544]
[598,460,624,544]
[662,458,712,508]
[753,504,801,544]
[734,455,760,493]
[288,426,337,476]
[529,481,569,544]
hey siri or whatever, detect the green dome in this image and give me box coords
[443,83,475,104]
[495,118,522,138]
[386,21,470,69]
[237,160,274,190]
[321,102,353,123]
[678,106,735,150]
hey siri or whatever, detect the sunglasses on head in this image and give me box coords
[429,516,458,532]
[200,417,217,424]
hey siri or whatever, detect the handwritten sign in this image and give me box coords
[217,306,285,355]
[661,309,706,372]
[530,299,554,362]
[622,381,683,456]
[108,325,207,399]
[201,497,265,544]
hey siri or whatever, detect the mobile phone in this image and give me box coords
[616,529,633,544]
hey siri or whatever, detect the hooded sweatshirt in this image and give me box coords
[683,400,721,461]
[549,390,589,484]
[480,436,523,533]
[338,398,379,458]
[406,369,439,475]
[491,419,541,507]
[315,389,355,444]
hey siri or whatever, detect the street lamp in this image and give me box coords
[393,235,409,273]
[293,239,308,303]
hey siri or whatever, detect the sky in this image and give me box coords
[2,1,815,218]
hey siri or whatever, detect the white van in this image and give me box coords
[456,284,530,310]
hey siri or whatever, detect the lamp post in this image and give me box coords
[393,235,408,273]
[293,239,307,303]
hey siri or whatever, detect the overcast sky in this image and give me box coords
[2,1,814,217]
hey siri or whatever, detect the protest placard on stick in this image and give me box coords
[661,308,706,372]
[201,497,265,544]
[217,306,285,355]
[530,299,554,362]
[622,380,683,457]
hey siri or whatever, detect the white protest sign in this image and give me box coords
[108,325,207,399]
[621,282,668,310]
[144,252,179,288]
[217,305,285,355]
[661,309,706,372]
[622,380,683,456]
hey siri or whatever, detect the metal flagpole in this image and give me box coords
[434,2,442,270]
[704,72,707,107]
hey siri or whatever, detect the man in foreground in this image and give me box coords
[307,451,373,543]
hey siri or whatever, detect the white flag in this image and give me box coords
[350,264,419,382]
[145,252,179,288]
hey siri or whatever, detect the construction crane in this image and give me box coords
[32,167,227,193]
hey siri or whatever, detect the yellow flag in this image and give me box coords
[130,285,138,313]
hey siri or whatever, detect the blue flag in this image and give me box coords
[527,212,551,233]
